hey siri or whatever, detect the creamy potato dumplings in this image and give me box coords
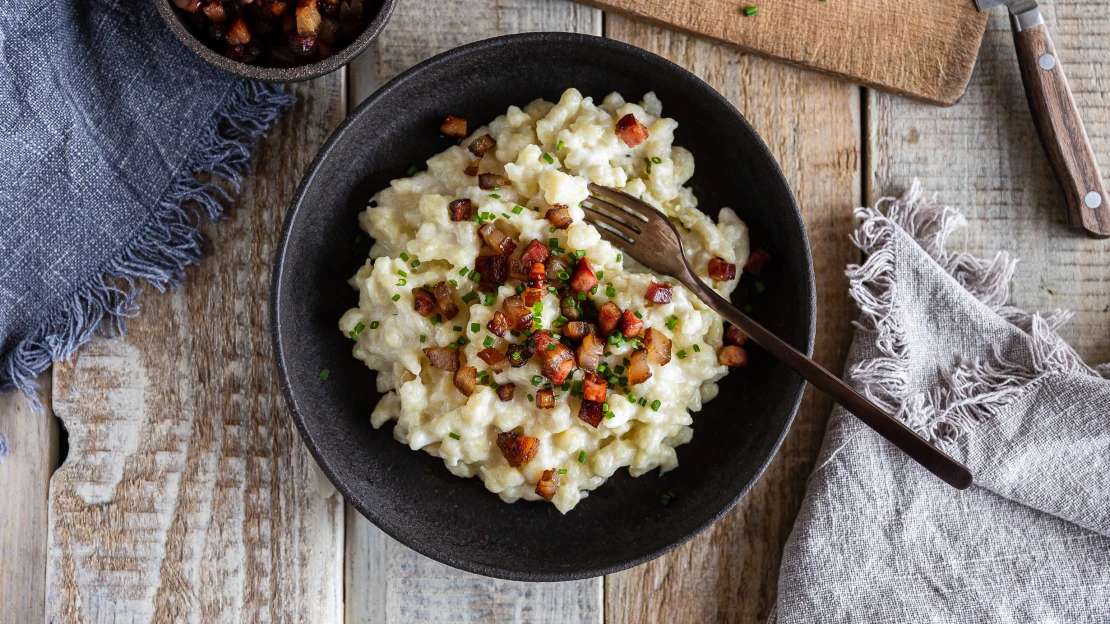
[339,89,750,512]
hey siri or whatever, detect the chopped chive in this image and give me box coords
[419,334,426,343]
[460,267,469,276]
[468,270,481,282]
[639,397,647,406]
[596,270,604,280]
[542,152,554,164]
[484,293,496,306]
[743,5,757,15]
[605,285,617,297]
[651,156,662,164]
[396,279,407,286]
[490,194,501,199]
[453,325,463,332]
[406,164,418,176]
[598,363,609,374]
[531,375,544,386]
[547,343,556,351]
[591,284,598,295]
[369,321,380,329]
[547,286,558,294]
[483,336,495,348]
[349,331,358,340]
[462,291,479,304]
[447,341,459,350]
[318,368,330,380]
[400,253,409,262]
[457,336,468,346]
[549,237,559,248]
[450,279,459,288]
[502,213,512,220]
[577,292,587,300]
[431,314,442,325]
[391,294,401,302]
[449,432,461,440]
[693,344,701,352]
[527,393,534,402]
[352,321,366,334]
[677,350,688,359]
[644,157,652,175]
[517,283,527,294]
[622,357,631,366]
[744,304,754,313]
[471,323,480,333]
[627,394,637,404]
[608,375,618,385]
[633,311,642,319]
[410,260,420,268]
[650,400,661,411]
[755,280,767,294]
[666,315,679,330]
[578,450,588,464]
[558,468,568,474]
[557,270,570,281]
[616,252,623,262]
[614,365,625,375]
[512,205,524,214]
[557,140,564,151]
[533,302,543,315]
[397,270,407,279]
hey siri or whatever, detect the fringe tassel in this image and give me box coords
[0,81,295,458]
[845,180,1100,448]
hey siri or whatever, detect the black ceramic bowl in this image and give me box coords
[156,0,396,82]
[273,33,815,581]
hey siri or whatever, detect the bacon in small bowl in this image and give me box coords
[569,258,598,293]
[478,173,511,190]
[433,281,460,320]
[617,309,643,338]
[535,469,559,500]
[615,113,649,148]
[449,199,472,222]
[468,134,496,157]
[644,281,673,304]
[424,347,460,372]
[718,345,748,368]
[578,400,605,428]
[440,115,468,138]
[497,431,539,467]
[412,287,436,317]
[708,257,736,281]
[545,205,573,229]
[597,301,622,335]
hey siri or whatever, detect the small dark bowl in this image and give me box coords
[156,0,396,82]
[272,33,815,581]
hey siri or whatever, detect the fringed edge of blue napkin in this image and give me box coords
[0,81,294,458]
[844,180,1109,452]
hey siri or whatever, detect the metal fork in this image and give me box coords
[582,183,973,490]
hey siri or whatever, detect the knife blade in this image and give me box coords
[976,0,1110,238]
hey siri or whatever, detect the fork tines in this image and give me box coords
[582,184,654,244]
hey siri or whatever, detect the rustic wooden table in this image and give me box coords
[2,1,1107,622]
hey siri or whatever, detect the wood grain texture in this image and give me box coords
[868,3,1110,366]
[44,75,348,623]
[1013,23,1110,237]
[342,3,606,622]
[574,0,988,106]
[603,17,861,624]
[0,373,58,624]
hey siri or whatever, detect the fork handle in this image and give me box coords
[690,280,974,490]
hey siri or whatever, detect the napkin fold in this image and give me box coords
[0,0,294,455]
[770,182,1110,622]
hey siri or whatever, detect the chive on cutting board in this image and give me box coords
[579,0,990,105]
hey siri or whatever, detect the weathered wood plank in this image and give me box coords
[45,74,348,623]
[0,373,59,624]
[602,19,862,624]
[868,2,1110,365]
[343,3,605,622]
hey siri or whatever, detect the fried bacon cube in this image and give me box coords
[577,332,604,372]
[454,366,478,396]
[506,343,531,368]
[577,400,605,428]
[412,287,436,317]
[618,309,644,338]
[487,311,510,337]
[644,281,673,304]
[744,248,771,276]
[497,431,539,467]
[468,134,496,157]
[569,258,598,293]
[708,257,737,281]
[423,347,460,372]
[542,343,576,386]
[520,239,551,266]
[560,294,581,321]
[718,345,749,368]
[725,324,749,346]
[477,347,509,373]
[545,205,573,229]
[535,388,556,409]
[463,159,480,176]
[296,0,322,36]
[226,17,252,45]
[582,373,608,403]
[478,173,511,190]
[502,295,533,332]
[475,254,509,285]
[527,262,546,289]
[432,281,460,320]
[478,222,516,256]
[521,287,544,307]
[509,258,531,281]
[496,383,516,402]
[597,301,622,335]
[449,198,472,222]
[440,115,467,138]
[643,327,672,366]
[627,348,652,385]
[535,469,560,500]
[615,113,649,148]
[562,321,595,341]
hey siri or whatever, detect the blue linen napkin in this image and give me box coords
[0,1,294,456]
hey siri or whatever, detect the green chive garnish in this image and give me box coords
[459,267,469,276]
[482,336,494,348]
[577,450,587,464]
[558,468,568,474]
[755,280,766,294]
[666,315,678,330]
[650,400,661,411]
[406,164,417,176]
[471,323,480,333]
[369,321,380,329]
[606,285,617,298]
[549,237,559,248]
[353,321,366,334]
[743,5,757,15]
[596,270,604,280]
[633,311,642,319]
[391,294,400,302]
[490,193,500,199]
[677,350,687,359]
[462,292,479,304]
[542,152,554,164]
[484,293,496,306]
[400,253,409,261]
[449,432,461,440]
[693,344,701,352]
[318,368,330,380]
[527,393,534,402]
[395,279,407,286]
[419,334,426,343]
[557,140,564,151]
[744,304,754,313]
[512,205,524,214]
[431,314,441,325]
[410,260,420,268]
[531,375,544,386]
[651,156,662,164]
[469,270,480,282]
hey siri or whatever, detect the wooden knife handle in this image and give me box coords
[1013,23,1110,238]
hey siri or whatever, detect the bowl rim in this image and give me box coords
[155,0,397,83]
[271,31,817,581]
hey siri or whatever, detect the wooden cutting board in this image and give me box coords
[576,0,990,106]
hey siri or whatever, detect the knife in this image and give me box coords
[976,0,1110,238]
